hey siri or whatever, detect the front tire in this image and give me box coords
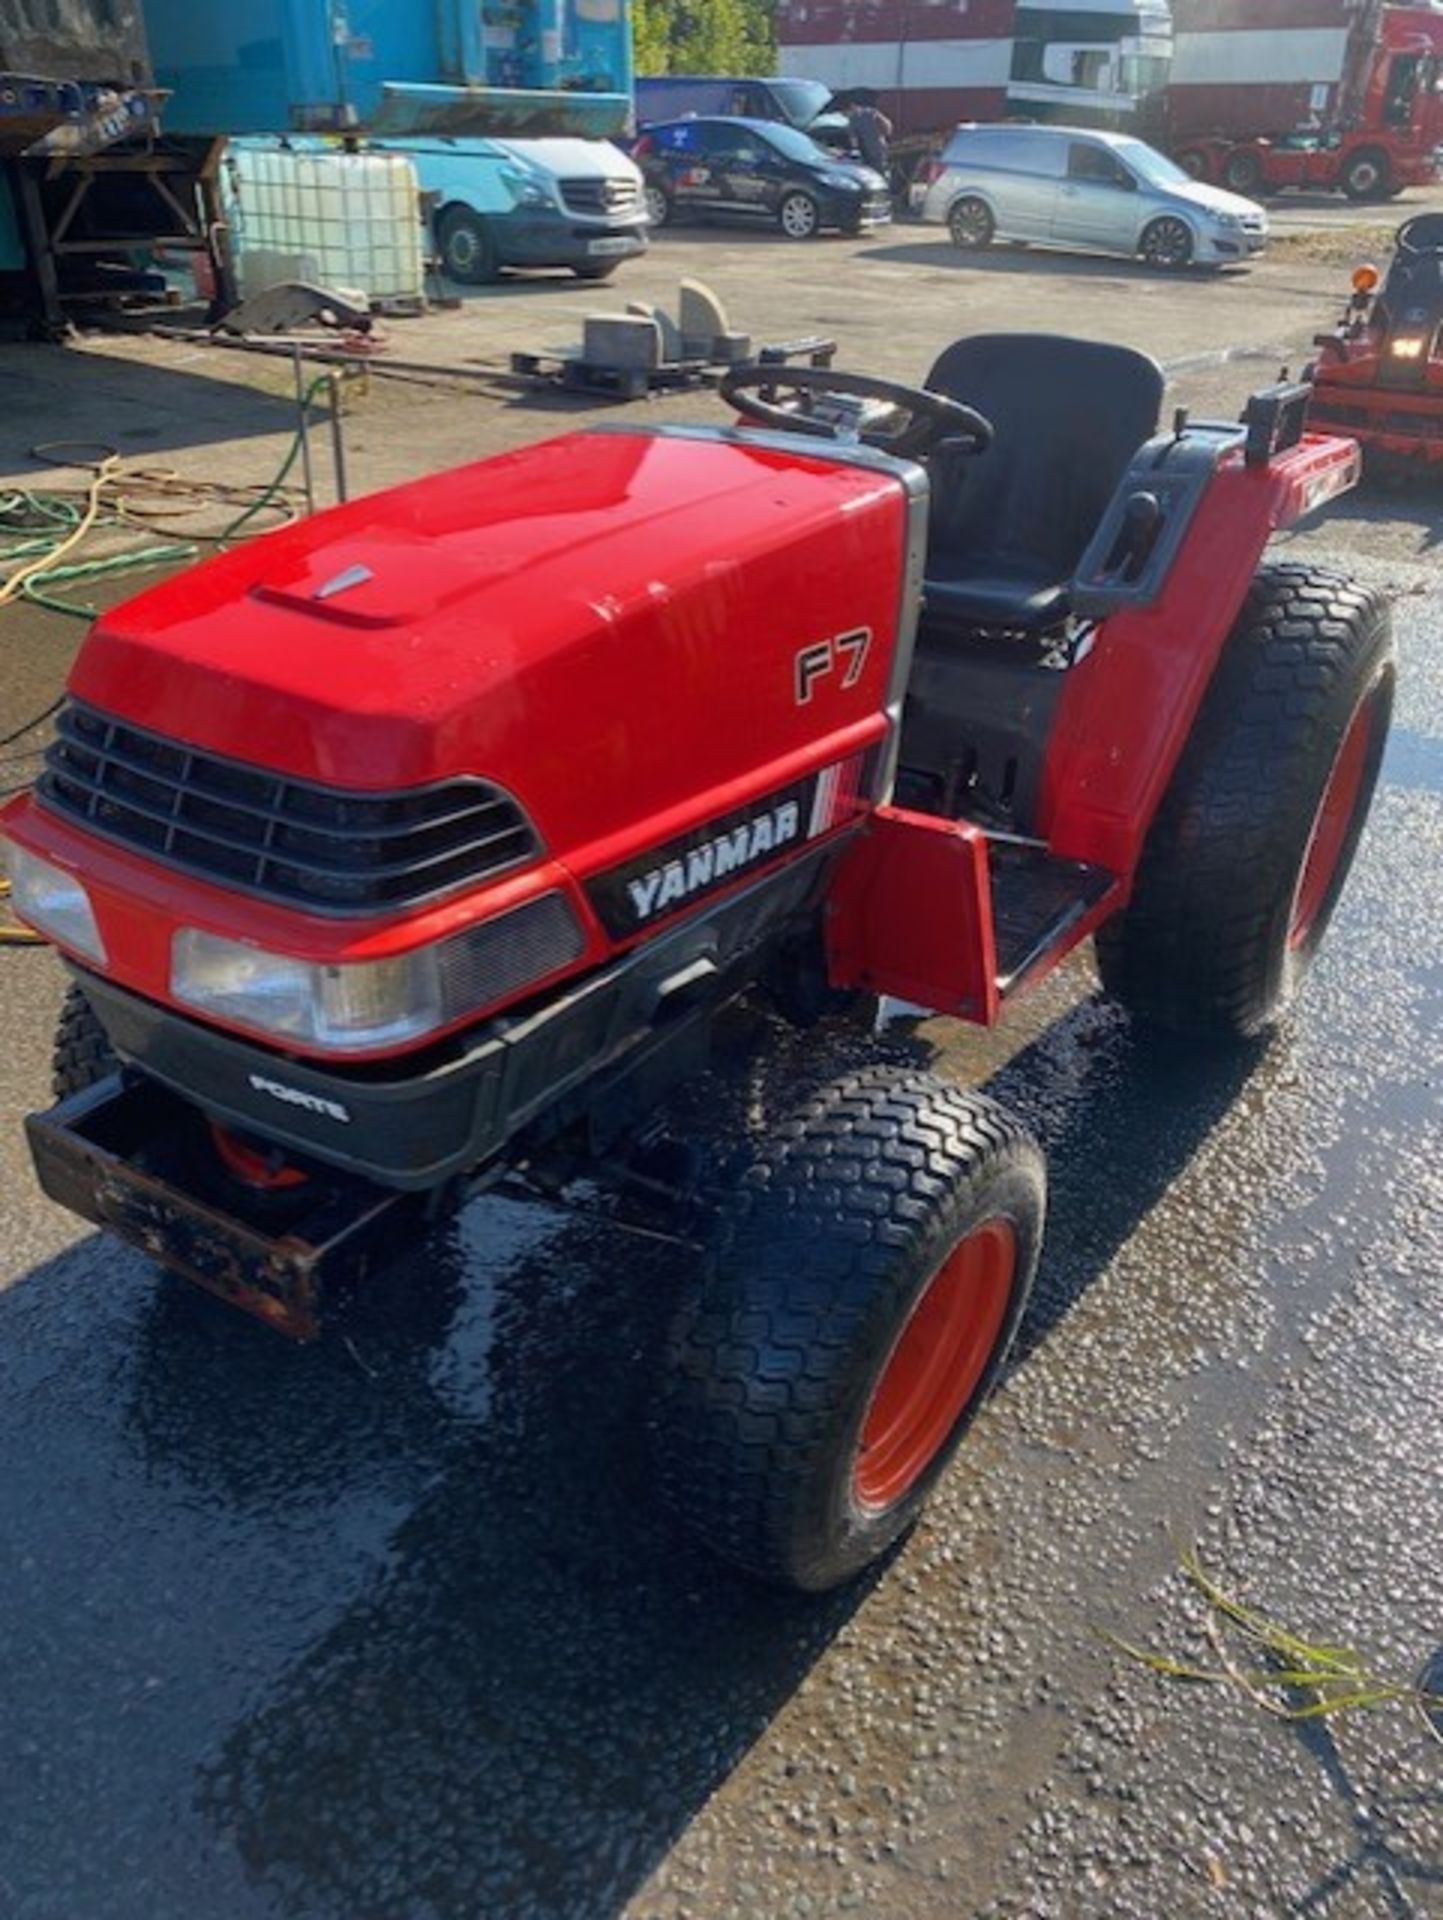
[1096,564,1394,1038]
[652,1066,1045,1591]
[642,183,672,227]
[778,190,820,240]
[948,195,994,250]
[1140,215,1195,269]
[52,984,118,1097]
[1342,148,1390,201]
[436,206,500,285]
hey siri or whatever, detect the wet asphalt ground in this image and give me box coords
[0,216,1441,1919]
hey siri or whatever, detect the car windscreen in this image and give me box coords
[758,122,833,165]
[769,79,833,126]
[1113,138,1192,189]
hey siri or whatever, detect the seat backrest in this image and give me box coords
[924,334,1164,578]
[1380,248,1443,333]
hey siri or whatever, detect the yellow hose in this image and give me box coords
[0,879,46,945]
[0,455,119,610]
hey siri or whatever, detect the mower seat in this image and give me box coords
[921,334,1164,634]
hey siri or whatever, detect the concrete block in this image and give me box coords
[678,277,730,359]
[711,330,753,364]
[583,313,661,371]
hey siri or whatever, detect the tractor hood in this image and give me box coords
[61,427,907,867]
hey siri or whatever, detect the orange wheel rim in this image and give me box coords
[854,1219,1017,1512]
[209,1122,309,1191]
[1289,694,1377,949]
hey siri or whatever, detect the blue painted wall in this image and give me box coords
[144,0,632,136]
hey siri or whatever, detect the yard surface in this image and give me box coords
[0,193,1440,1920]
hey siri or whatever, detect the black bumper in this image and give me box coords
[66,849,832,1191]
[494,208,648,268]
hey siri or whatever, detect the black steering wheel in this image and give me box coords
[1396,212,1443,256]
[719,364,993,460]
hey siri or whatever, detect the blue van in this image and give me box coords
[402,136,649,283]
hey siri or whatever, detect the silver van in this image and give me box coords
[918,125,1268,269]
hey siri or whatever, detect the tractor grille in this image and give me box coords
[558,175,640,217]
[1310,397,1443,441]
[38,702,540,915]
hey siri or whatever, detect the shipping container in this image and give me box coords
[143,0,633,139]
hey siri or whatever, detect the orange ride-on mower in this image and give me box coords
[4,334,1394,1590]
[1307,212,1443,472]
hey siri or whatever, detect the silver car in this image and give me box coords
[918,124,1268,269]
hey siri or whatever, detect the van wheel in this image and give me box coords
[1342,148,1390,201]
[778,191,820,239]
[1140,215,1194,269]
[948,196,994,249]
[437,207,500,285]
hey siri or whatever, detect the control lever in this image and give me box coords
[1104,489,1164,580]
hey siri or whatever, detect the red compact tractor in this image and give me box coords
[1307,213,1443,471]
[4,335,1394,1589]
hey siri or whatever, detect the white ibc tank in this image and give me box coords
[227,146,424,304]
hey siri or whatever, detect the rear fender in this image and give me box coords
[1040,431,1361,879]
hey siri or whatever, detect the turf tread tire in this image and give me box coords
[52,984,117,1098]
[652,1065,1045,1590]
[1095,562,1393,1037]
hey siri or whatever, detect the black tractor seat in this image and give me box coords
[920,334,1164,636]
[922,554,1071,634]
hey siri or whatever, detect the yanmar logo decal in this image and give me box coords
[586,756,871,938]
[247,1073,351,1124]
[626,800,802,924]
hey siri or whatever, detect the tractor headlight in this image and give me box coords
[0,840,106,962]
[1389,336,1427,359]
[170,892,584,1053]
[172,930,443,1050]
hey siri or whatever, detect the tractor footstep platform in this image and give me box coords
[991,851,1116,997]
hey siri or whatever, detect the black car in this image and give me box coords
[633,116,891,240]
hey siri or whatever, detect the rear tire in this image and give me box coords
[52,984,117,1098]
[1096,564,1394,1038]
[948,195,994,250]
[436,206,500,285]
[652,1065,1045,1590]
[642,183,672,227]
[1140,215,1195,269]
[1342,148,1391,201]
[778,190,820,240]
